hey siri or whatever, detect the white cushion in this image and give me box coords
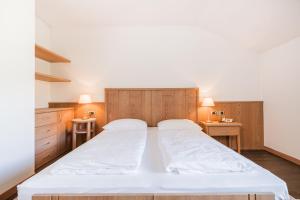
[157,119,202,130]
[103,119,147,131]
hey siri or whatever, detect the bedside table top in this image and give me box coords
[72,118,96,123]
[199,121,242,127]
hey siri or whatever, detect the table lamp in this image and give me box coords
[79,94,92,104]
[201,97,215,123]
[78,94,93,119]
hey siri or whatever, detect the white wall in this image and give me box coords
[35,17,52,108]
[261,36,300,160]
[0,0,35,194]
[49,26,261,102]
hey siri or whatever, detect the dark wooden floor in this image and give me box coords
[242,150,300,199]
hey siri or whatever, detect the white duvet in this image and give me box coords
[50,129,147,175]
[158,129,254,174]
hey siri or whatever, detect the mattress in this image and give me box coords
[18,127,289,200]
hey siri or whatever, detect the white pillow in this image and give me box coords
[103,119,147,131]
[157,119,202,130]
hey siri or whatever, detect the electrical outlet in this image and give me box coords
[88,111,96,116]
[212,110,225,116]
[211,111,218,115]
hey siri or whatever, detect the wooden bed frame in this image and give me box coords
[33,194,274,200]
[33,88,275,200]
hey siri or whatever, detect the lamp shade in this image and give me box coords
[78,94,92,104]
[201,97,215,107]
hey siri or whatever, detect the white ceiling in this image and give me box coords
[36,0,300,52]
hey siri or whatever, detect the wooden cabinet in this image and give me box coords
[35,108,74,169]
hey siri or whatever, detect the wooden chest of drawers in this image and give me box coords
[35,108,74,169]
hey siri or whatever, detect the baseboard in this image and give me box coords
[264,146,300,165]
[0,173,35,200]
[0,185,17,200]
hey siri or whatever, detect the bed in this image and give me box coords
[18,88,289,200]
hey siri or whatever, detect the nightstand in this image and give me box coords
[199,121,242,153]
[72,118,96,149]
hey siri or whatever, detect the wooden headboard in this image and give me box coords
[105,88,199,127]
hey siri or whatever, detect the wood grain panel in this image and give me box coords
[105,88,198,126]
[58,196,153,200]
[199,101,263,150]
[35,124,58,140]
[35,44,71,63]
[186,89,199,121]
[32,196,52,200]
[254,194,275,200]
[35,145,58,169]
[49,102,106,134]
[57,109,74,154]
[154,195,249,200]
[35,135,57,155]
[49,99,262,150]
[32,194,274,200]
[35,112,58,127]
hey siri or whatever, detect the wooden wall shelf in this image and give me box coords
[35,72,71,82]
[35,45,71,63]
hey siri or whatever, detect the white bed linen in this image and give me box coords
[158,129,253,174]
[50,129,146,175]
[18,128,289,200]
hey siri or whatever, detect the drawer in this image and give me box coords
[35,135,57,155]
[208,126,240,136]
[35,124,58,140]
[35,112,58,127]
[35,146,57,169]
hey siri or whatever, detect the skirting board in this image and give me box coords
[0,185,17,200]
[264,146,300,166]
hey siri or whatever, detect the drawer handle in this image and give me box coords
[42,154,51,162]
[43,142,50,146]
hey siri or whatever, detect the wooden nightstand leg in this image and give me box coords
[72,123,77,150]
[87,122,91,141]
[93,121,96,137]
[228,136,232,148]
[237,134,241,153]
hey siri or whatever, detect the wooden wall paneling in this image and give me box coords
[57,109,74,153]
[105,89,119,122]
[185,88,199,122]
[151,90,163,126]
[50,94,263,150]
[49,102,106,134]
[242,102,264,149]
[144,90,152,126]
